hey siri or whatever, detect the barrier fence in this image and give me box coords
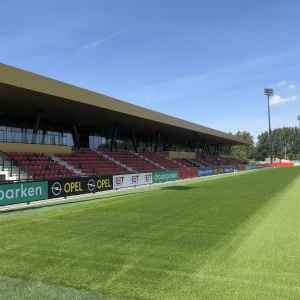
[4,161,300,207]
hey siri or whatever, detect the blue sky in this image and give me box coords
[1,0,300,141]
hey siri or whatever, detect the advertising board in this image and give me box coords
[212,167,225,175]
[179,169,198,180]
[238,165,246,172]
[273,163,294,167]
[48,176,113,199]
[152,171,179,184]
[0,181,48,206]
[198,168,213,177]
[246,165,257,170]
[113,173,153,189]
[223,166,235,173]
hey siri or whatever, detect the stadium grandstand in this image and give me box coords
[0,63,249,182]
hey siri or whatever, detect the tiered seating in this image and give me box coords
[195,155,244,167]
[56,148,130,176]
[101,149,162,173]
[228,157,244,165]
[174,159,197,169]
[5,152,78,180]
[141,152,182,170]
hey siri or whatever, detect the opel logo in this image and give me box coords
[87,179,96,192]
[51,182,62,196]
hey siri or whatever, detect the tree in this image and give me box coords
[231,131,256,163]
[256,131,269,161]
[256,127,300,161]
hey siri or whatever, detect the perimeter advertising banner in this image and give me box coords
[212,167,225,175]
[113,173,153,189]
[179,169,198,180]
[0,181,48,206]
[238,165,246,172]
[48,176,113,199]
[264,163,273,168]
[246,165,257,170]
[223,166,235,173]
[198,168,213,177]
[152,171,179,184]
[273,163,294,167]
[294,162,300,166]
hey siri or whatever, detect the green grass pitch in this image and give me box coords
[0,168,300,300]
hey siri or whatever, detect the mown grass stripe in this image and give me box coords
[0,168,299,299]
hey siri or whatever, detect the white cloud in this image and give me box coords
[276,80,287,87]
[270,95,298,105]
[287,83,298,90]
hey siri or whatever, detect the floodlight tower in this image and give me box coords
[264,88,274,163]
[298,116,300,161]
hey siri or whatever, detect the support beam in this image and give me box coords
[131,130,137,152]
[22,116,27,143]
[41,122,48,145]
[155,132,161,152]
[110,125,118,151]
[136,136,141,149]
[184,137,188,149]
[214,144,218,153]
[143,136,148,148]
[164,136,170,150]
[189,138,193,150]
[202,141,206,154]
[208,144,211,154]
[203,141,210,154]
[31,110,42,144]
[60,129,64,146]
[71,120,80,149]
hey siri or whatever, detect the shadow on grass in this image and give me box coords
[161,185,198,191]
[0,191,146,215]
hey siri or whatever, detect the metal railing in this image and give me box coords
[0,150,31,183]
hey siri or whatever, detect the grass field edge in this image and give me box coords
[0,167,271,213]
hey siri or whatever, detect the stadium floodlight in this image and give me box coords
[298,116,300,128]
[264,88,274,163]
[264,88,274,96]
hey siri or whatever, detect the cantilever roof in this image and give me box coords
[0,63,251,146]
